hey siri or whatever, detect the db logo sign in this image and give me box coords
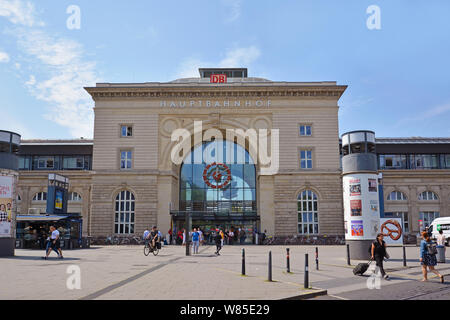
[210,74,227,84]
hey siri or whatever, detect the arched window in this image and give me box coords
[33,192,47,201]
[419,191,438,201]
[297,190,319,235]
[69,192,82,202]
[115,190,135,234]
[17,194,22,202]
[387,191,407,201]
[179,140,256,214]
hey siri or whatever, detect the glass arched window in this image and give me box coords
[115,190,135,234]
[297,190,319,235]
[419,191,438,201]
[180,140,256,214]
[33,192,47,201]
[69,192,82,202]
[387,191,407,201]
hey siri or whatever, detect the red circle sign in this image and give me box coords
[203,163,232,189]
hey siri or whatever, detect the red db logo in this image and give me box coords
[210,74,227,84]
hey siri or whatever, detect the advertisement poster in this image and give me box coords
[350,200,362,216]
[368,179,377,192]
[343,173,381,241]
[349,179,361,196]
[380,218,403,245]
[351,220,364,237]
[55,190,63,210]
[0,176,13,238]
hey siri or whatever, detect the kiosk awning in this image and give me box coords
[16,215,70,222]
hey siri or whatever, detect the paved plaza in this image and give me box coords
[1,244,449,300]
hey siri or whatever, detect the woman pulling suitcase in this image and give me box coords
[371,233,389,280]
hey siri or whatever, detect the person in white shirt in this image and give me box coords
[43,226,63,260]
[437,229,446,252]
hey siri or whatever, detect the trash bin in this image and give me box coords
[437,246,446,263]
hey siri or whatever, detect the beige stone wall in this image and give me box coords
[89,173,157,237]
[273,173,344,236]
[382,170,450,234]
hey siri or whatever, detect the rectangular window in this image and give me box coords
[440,154,450,169]
[34,156,55,169]
[300,150,313,169]
[299,125,312,136]
[379,154,407,169]
[420,212,440,230]
[121,125,133,137]
[411,154,439,169]
[63,156,84,169]
[19,156,30,170]
[120,151,132,169]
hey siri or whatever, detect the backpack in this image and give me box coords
[427,242,438,255]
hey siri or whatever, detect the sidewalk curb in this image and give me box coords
[282,288,328,300]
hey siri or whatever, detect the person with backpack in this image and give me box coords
[370,233,389,280]
[214,229,222,255]
[420,231,444,283]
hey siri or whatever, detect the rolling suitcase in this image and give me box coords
[353,260,372,276]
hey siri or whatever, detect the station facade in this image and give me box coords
[14,69,450,243]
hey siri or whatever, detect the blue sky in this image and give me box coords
[0,0,449,139]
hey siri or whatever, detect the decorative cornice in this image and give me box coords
[84,86,347,101]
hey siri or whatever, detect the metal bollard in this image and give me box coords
[304,253,309,289]
[315,247,319,270]
[403,246,407,267]
[268,251,272,282]
[347,244,351,265]
[242,248,246,276]
[286,248,290,273]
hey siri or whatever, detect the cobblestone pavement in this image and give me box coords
[1,244,448,300]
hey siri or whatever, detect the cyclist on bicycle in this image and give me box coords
[150,226,160,250]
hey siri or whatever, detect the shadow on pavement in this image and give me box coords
[2,256,81,261]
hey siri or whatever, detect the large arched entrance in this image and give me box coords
[171,140,258,244]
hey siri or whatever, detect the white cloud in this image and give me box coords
[175,46,261,79]
[25,74,35,85]
[1,1,99,138]
[0,0,43,26]
[219,46,261,68]
[221,0,241,23]
[0,50,10,62]
[395,102,450,128]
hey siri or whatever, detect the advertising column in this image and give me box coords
[0,130,20,257]
[0,173,17,256]
[341,131,380,260]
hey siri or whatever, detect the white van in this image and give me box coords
[429,217,450,246]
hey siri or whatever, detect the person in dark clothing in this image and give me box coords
[214,230,222,255]
[371,233,389,279]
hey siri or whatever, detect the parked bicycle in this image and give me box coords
[263,235,275,245]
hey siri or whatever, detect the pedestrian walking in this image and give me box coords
[220,229,225,247]
[192,228,200,254]
[198,228,204,245]
[420,231,444,283]
[370,233,389,280]
[240,228,246,245]
[228,229,234,245]
[182,228,186,246]
[42,226,63,260]
[215,229,222,255]
[437,229,446,251]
